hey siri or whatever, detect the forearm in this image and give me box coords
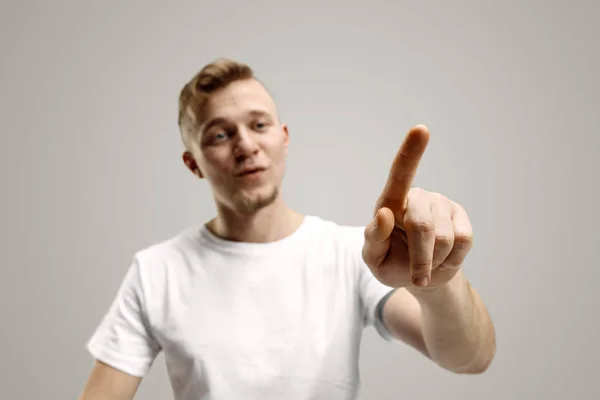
[407,269,496,374]
[78,361,140,400]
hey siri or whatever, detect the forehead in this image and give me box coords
[203,79,277,121]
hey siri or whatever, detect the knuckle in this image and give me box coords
[363,225,372,239]
[454,231,474,249]
[454,202,467,213]
[430,191,444,201]
[435,233,454,247]
[361,246,373,264]
[364,219,379,236]
[409,187,425,198]
[412,258,432,271]
[406,219,435,233]
[364,222,383,243]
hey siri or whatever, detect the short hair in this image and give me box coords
[178,58,255,143]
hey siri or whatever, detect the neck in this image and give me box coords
[207,195,304,243]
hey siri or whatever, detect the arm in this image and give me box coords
[382,269,496,374]
[81,255,162,399]
[78,361,142,400]
[361,125,496,373]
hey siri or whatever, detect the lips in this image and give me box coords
[235,167,266,176]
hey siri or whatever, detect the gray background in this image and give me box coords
[1,1,598,399]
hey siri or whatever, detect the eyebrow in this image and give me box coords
[247,109,271,118]
[201,117,228,134]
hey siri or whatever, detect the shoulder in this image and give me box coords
[127,227,205,279]
[306,215,366,246]
[303,215,367,267]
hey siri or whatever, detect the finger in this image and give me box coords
[404,192,435,287]
[430,195,455,269]
[362,207,395,268]
[442,201,474,268]
[378,125,430,213]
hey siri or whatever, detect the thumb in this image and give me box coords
[362,207,395,268]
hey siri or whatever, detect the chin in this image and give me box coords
[232,185,280,214]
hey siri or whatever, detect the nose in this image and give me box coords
[233,127,259,158]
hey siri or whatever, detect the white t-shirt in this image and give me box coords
[87,215,395,400]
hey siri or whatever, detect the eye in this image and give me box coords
[214,131,227,140]
[205,130,230,145]
[254,120,269,131]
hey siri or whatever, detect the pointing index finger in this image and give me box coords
[378,124,430,211]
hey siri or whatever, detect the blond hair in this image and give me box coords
[178,58,255,143]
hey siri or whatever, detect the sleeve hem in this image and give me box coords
[86,340,154,378]
[373,288,397,341]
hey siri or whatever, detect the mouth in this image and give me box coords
[235,167,266,177]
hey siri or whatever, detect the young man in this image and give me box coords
[79,59,496,400]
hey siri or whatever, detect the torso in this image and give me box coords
[142,216,369,399]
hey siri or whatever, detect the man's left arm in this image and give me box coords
[362,124,496,374]
[382,269,496,374]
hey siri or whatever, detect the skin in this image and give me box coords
[362,126,496,372]
[79,78,495,400]
[78,361,141,400]
[181,78,305,243]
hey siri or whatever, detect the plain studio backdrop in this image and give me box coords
[1,1,598,399]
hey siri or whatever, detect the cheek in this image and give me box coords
[269,135,288,160]
[200,152,231,181]
[269,145,288,180]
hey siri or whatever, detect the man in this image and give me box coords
[78,58,496,400]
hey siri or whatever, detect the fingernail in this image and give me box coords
[413,276,429,287]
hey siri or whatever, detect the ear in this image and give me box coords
[182,151,203,179]
[281,123,289,153]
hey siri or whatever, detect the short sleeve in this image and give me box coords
[86,256,162,377]
[347,226,396,341]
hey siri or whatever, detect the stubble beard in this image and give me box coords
[231,184,280,215]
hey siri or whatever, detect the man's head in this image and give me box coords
[178,59,289,215]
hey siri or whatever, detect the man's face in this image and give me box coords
[183,79,289,214]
